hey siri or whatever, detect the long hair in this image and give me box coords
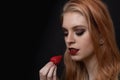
[61,0,120,80]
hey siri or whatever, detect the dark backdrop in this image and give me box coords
[32,0,120,80]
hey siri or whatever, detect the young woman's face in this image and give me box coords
[62,12,94,61]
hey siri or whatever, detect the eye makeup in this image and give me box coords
[75,29,86,36]
[62,25,86,37]
[62,28,68,37]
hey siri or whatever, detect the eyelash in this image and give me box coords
[63,29,85,37]
[75,29,85,36]
[63,31,68,36]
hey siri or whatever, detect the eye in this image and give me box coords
[63,30,68,37]
[62,28,68,37]
[75,29,85,36]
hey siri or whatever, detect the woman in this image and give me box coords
[39,0,120,80]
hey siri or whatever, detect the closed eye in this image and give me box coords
[63,31,68,36]
[75,29,85,36]
[62,28,68,37]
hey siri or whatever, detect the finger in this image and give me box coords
[53,66,57,80]
[39,62,54,80]
[47,64,56,80]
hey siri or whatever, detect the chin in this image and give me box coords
[71,55,83,61]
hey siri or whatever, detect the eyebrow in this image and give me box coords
[62,25,87,30]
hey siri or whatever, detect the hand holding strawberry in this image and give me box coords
[39,55,62,80]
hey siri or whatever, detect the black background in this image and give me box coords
[32,0,120,80]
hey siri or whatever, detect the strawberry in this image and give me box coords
[50,55,62,65]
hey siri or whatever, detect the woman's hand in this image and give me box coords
[39,62,58,80]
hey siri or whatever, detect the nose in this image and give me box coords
[66,33,75,45]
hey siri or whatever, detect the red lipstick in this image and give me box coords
[69,48,79,55]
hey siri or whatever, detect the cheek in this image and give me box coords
[64,37,70,47]
[85,39,94,55]
[78,34,94,54]
[84,41,94,54]
[64,37,67,45]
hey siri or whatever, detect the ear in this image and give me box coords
[99,39,104,45]
[99,35,104,45]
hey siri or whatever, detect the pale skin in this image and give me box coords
[39,12,98,80]
[39,62,58,80]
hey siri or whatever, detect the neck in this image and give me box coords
[83,54,98,80]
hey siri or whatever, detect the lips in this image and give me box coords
[69,48,79,55]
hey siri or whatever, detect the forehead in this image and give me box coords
[62,12,88,29]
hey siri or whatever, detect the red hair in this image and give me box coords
[62,0,120,80]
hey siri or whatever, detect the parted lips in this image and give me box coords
[50,55,62,65]
[69,48,79,55]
